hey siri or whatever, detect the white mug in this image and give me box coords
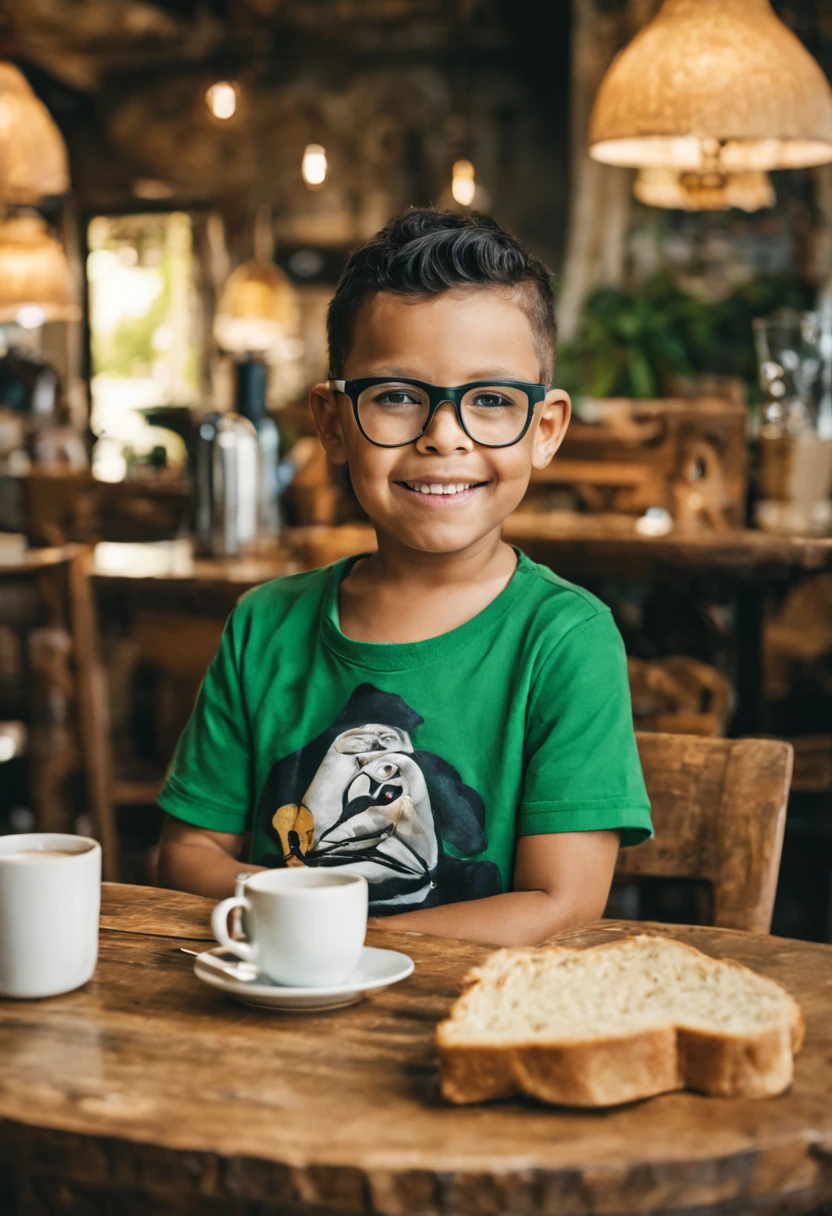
[212,869,368,987]
[0,833,101,999]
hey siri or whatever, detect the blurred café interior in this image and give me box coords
[2,0,832,939]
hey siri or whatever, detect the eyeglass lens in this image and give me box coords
[356,382,530,446]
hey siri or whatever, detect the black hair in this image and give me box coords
[327,207,556,384]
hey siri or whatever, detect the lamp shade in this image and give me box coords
[0,214,79,324]
[213,260,300,355]
[634,168,776,212]
[590,0,832,172]
[0,63,70,202]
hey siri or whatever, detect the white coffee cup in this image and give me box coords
[212,869,368,987]
[0,833,101,999]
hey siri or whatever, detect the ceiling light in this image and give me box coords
[451,159,476,207]
[213,260,300,356]
[15,304,48,329]
[302,144,327,187]
[0,62,69,202]
[634,168,776,212]
[0,214,80,325]
[205,81,238,122]
[590,0,832,172]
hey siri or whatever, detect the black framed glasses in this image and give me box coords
[330,376,547,449]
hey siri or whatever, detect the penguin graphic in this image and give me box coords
[254,684,501,911]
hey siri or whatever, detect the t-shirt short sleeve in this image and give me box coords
[518,608,652,847]
[157,610,253,835]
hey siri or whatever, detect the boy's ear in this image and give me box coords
[309,381,349,466]
[531,388,571,470]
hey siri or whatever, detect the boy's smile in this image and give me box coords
[311,287,570,555]
[396,480,488,506]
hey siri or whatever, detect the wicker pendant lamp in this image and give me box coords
[0,213,79,325]
[213,261,300,356]
[0,63,69,202]
[590,0,832,172]
[634,168,776,212]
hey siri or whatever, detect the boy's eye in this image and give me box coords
[469,392,513,409]
[374,389,422,407]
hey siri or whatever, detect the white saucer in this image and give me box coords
[193,945,415,1011]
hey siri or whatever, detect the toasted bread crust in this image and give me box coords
[437,936,804,1107]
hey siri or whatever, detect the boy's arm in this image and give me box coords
[157,816,265,900]
[366,829,619,947]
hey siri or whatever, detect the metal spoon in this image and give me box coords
[179,948,259,983]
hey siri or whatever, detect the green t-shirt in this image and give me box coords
[159,550,652,915]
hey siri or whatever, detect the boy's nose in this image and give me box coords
[415,400,473,455]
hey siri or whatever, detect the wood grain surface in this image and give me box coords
[1,885,832,1214]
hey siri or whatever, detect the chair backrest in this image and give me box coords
[615,733,793,933]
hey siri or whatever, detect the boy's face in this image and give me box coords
[310,288,570,556]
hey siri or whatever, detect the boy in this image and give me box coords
[157,208,652,947]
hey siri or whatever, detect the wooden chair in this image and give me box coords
[617,732,793,933]
[0,546,118,880]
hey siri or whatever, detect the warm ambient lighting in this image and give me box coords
[15,304,47,329]
[590,0,832,172]
[0,62,69,202]
[634,168,776,212]
[451,159,476,207]
[0,213,80,326]
[205,81,238,122]
[213,260,300,355]
[301,144,327,187]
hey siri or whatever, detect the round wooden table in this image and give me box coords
[2,886,832,1216]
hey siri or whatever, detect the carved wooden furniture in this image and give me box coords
[0,546,116,878]
[526,398,748,531]
[628,656,734,736]
[623,733,793,934]
[0,883,831,1215]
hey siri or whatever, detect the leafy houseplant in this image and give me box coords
[555,274,813,404]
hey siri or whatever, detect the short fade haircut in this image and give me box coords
[327,208,557,384]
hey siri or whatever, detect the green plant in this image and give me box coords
[556,273,812,402]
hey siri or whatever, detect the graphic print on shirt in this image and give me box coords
[254,683,502,912]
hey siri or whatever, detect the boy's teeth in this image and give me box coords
[406,482,475,495]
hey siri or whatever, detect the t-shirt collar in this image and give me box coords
[320,547,530,672]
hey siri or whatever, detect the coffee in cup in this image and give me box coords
[212,869,368,987]
[2,849,78,862]
[0,833,101,999]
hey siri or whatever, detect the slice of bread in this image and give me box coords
[437,935,805,1107]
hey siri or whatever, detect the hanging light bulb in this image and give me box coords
[451,159,476,207]
[15,304,48,329]
[302,144,328,187]
[205,81,238,122]
[634,167,776,212]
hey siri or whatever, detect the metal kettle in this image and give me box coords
[194,411,261,557]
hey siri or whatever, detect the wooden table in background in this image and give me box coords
[90,538,297,616]
[90,519,832,735]
[503,514,832,735]
[1,884,832,1215]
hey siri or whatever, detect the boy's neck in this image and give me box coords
[359,525,516,589]
[337,525,518,644]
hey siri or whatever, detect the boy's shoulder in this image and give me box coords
[233,562,333,624]
[514,551,613,642]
